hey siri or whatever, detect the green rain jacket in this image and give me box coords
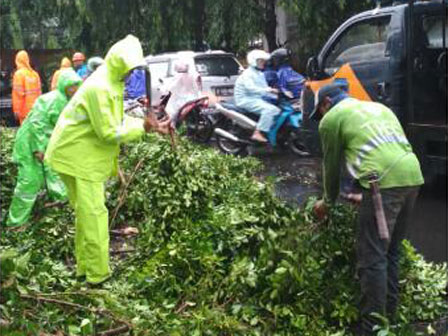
[319,98,424,203]
[12,69,82,163]
[45,35,146,182]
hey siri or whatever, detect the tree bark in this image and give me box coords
[264,0,278,51]
[193,0,206,51]
[223,1,233,51]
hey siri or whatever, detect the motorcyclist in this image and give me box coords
[234,50,280,143]
[123,67,147,118]
[164,60,201,127]
[270,48,305,100]
[263,59,279,105]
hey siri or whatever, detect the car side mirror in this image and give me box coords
[306,56,319,79]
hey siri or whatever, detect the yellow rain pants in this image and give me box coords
[59,173,110,284]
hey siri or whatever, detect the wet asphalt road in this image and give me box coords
[251,147,447,263]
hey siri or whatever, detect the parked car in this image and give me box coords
[145,50,243,106]
[0,69,17,127]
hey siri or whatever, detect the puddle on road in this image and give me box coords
[253,148,322,206]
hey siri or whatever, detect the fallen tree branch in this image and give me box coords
[20,294,132,333]
[32,291,95,297]
[97,325,129,336]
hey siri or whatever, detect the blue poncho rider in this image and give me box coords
[270,48,305,101]
[234,50,280,143]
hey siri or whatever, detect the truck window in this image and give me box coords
[412,14,447,126]
[422,16,447,48]
[324,16,391,75]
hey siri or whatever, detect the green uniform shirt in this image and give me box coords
[319,98,424,203]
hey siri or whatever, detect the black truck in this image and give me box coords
[304,0,447,182]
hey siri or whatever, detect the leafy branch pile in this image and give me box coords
[0,127,446,335]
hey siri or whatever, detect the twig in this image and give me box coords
[97,325,129,336]
[21,294,93,311]
[118,168,127,186]
[169,128,176,150]
[20,294,132,332]
[32,291,94,297]
[175,301,189,314]
[43,201,67,209]
[109,158,145,228]
[111,249,136,255]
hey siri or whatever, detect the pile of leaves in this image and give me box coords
[0,127,446,335]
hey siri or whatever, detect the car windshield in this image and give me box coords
[194,56,240,77]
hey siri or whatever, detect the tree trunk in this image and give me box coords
[193,0,206,51]
[264,0,278,51]
[223,1,233,51]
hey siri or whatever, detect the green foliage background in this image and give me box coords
[0,127,446,335]
[1,0,372,69]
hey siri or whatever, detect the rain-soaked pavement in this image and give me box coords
[251,147,447,263]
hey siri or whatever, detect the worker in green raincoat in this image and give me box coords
[45,35,171,285]
[7,69,82,228]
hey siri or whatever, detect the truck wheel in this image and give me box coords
[288,129,311,157]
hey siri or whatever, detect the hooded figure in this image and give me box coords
[50,57,72,91]
[164,60,201,126]
[7,69,82,228]
[12,50,42,124]
[45,35,157,285]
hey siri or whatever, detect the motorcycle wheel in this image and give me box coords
[216,121,248,155]
[185,108,214,143]
[288,129,311,157]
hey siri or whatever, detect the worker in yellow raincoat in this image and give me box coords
[45,35,171,285]
[12,50,42,124]
[50,57,72,91]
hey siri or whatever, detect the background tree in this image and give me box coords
[280,0,372,71]
[1,0,372,71]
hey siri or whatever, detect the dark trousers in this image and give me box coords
[357,186,420,334]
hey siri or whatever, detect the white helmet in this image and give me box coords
[247,49,270,68]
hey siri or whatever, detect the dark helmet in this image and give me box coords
[270,48,292,66]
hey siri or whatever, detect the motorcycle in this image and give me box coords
[213,98,311,156]
[151,91,213,143]
[174,95,213,143]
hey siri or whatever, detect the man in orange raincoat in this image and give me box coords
[50,57,72,90]
[12,50,42,124]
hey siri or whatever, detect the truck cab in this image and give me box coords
[304,1,447,182]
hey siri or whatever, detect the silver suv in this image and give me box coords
[145,51,243,105]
